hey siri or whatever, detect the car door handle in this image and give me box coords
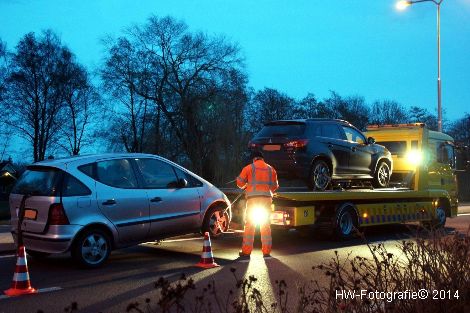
[102,199,116,205]
[150,197,163,203]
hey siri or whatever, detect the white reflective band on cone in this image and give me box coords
[16,257,26,266]
[13,272,30,281]
[201,252,213,259]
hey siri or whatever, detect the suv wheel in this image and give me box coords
[372,161,390,188]
[72,229,111,268]
[308,159,331,191]
[202,206,230,238]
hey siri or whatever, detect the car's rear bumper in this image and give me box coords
[11,225,82,253]
[269,158,310,179]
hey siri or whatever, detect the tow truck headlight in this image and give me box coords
[406,149,423,166]
[249,206,270,225]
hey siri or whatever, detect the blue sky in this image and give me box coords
[1,0,470,159]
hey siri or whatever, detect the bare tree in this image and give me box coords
[100,37,154,153]
[323,92,370,129]
[2,31,74,162]
[247,87,295,133]
[408,106,438,130]
[106,15,245,177]
[370,100,408,126]
[58,55,101,155]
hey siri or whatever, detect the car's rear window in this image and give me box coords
[12,167,90,196]
[377,141,407,156]
[256,123,306,138]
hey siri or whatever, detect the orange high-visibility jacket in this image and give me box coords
[237,158,279,198]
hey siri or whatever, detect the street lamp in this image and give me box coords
[396,0,444,132]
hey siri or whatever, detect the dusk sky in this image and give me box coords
[1,0,470,158]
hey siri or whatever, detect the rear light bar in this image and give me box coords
[284,139,308,149]
[48,203,70,225]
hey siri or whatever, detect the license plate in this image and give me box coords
[23,209,37,220]
[263,144,281,151]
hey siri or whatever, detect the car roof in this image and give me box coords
[32,153,165,167]
[265,118,352,126]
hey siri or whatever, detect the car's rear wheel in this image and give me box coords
[72,228,111,268]
[372,161,390,188]
[308,159,331,191]
[202,206,230,238]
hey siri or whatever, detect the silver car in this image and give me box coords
[9,153,231,268]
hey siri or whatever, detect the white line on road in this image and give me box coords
[0,287,62,300]
[457,213,470,216]
[0,254,15,259]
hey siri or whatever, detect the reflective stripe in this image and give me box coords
[13,272,29,281]
[201,252,213,259]
[16,257,26,266]
[262,241,272,246]
[246,191,272,197]
[237,176,247,183]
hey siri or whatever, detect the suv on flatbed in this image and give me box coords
[248,119,392,190]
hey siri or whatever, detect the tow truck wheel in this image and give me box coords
[372,161,390,188]
[308,159,331,191]
[334,204,358,240]
[433,206,446,228]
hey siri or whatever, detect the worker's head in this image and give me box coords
[251,150,264,160]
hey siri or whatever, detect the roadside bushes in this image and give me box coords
[57,228,470,313]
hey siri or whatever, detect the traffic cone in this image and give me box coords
[195,232,219,269]
[4,245,37,296]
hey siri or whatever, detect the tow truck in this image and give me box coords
[226,124,462,239]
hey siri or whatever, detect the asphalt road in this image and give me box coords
[0,212,469,313]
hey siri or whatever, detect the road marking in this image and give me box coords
[0,287,62,300]
[0,254,15,259]
[457,213,470,216]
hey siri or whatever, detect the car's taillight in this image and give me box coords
[49,203,70,225]
[284,139,309,149]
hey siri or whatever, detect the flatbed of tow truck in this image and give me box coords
[223,124,462,239]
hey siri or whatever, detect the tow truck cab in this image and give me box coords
[269,124,460,238]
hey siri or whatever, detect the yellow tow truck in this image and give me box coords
[230,124,462,239]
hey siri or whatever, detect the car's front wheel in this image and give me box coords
[71,228,111,268]
[372,161,390,188]
[308,159,331,191]
[202,206,230,238]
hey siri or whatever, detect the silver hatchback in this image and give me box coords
[9,153,231,267]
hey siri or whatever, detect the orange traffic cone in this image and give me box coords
[195,232,219,269]
[4,245,37,296]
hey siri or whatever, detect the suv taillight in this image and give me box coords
[49,203,70,225]
[284,139,309,149]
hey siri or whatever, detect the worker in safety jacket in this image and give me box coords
[236,150,279,258]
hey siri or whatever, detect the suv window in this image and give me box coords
[12,168,90,196]
[96,159,138,189]
[342,126,366,144]
[135,158,178,189]
[320,124,344,140]
[256,123,306,138]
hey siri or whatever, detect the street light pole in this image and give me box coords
[437,2,442,132]
[396,0,444,131]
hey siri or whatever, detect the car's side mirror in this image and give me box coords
[177,178,188,188]
[367,137,376,145]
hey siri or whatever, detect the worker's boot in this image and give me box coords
[238,251,250,258]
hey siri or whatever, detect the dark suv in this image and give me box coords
[248,119,392,190]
